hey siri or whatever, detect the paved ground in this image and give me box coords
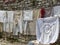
[0,39,28,45]
[0,41,28,45]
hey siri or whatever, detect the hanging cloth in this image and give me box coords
[15,11,23,34]
[23,10,33,34]
[6,11,14,33]
[13,11,22,35]
[23,10,33,21]
[44,7,54,18]
[13,17,19,35]
[53,6,60,17]
[7,11,14,22]
[13,22,19,35]
[4,11,14,33]
[0,11,6,22]
[0,11,6,32]
[36,16,59,44]
[39,8,45,18]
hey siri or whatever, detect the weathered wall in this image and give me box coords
[0,0,57,10]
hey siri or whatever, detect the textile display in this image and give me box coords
[33,9,40,20]
[7,11,14,22]
[27,9,40,35]
[23,10,33,21]
[0,11,6,22]
[18,11,23,34]
[23,21,28,34]
[13,22,20,35]
[6,11,14,32]
[3,11,7,32]
[3,11,14,32]
[13,11,22,35]
[44,8,54,18]
[36,16,59,44]
[23,10,33,34]
[53,6,60,17]
[40,8,45,18]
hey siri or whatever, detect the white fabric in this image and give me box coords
[53,6,60,17]
[0,11,6,22]
[18,14,23,34]
[44,8,54,17]
[36,16,59,44]
[24,21,28,34]
[5,23,9,32]
[13,23,19,35]
[3,11,14,32]
[7,11,14,22]
[13,11,23,35]
[23,10,33,34]
[3,11,8,32]
[23,10,33,21]
[7,11,14,32]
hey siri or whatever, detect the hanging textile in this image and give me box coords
[13,16,19,35]
[13,11,22,35]
[0,11,6,32]
[53,6,60,17]
[3,11,8,32]
[7,11,14,22]
[3,11,14,32]
[53,6,60,33]
[15,11,23,34]
[18,11,23,34]
[23,10,33,21]
[6,11,14,32]
[13,22,19,35]
[39,8,45,18]
[23,10,33,34]
[27,9,40,35]
[0,11,6,22]
[33,9,40,19]
[44,7,54,18]
[36,16,59,44]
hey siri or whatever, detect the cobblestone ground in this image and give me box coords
[0,39,28,45]
[0,41,28,45]
[0,33,36,45]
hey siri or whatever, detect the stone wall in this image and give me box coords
[0,0,59,10]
